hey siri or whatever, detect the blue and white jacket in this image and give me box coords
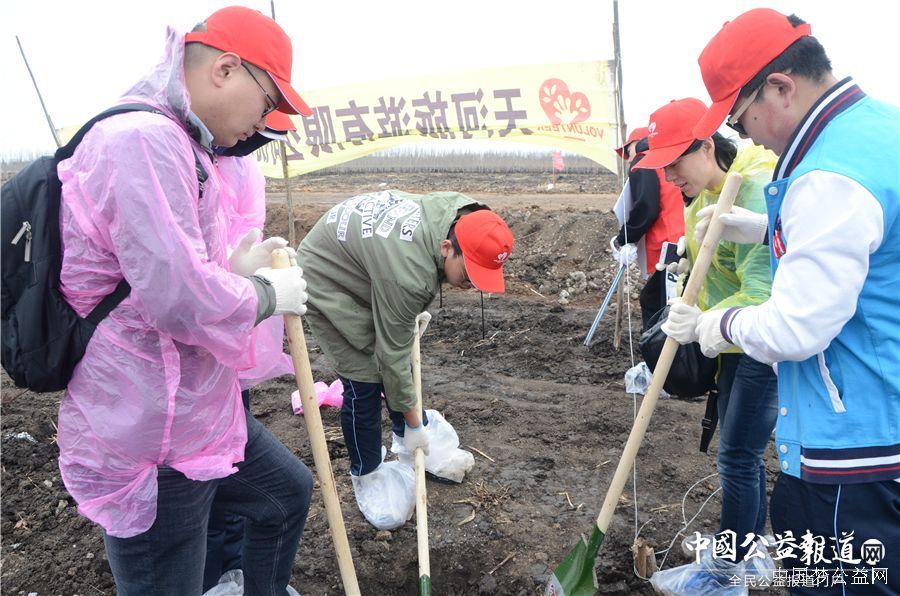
[725,78,900,484]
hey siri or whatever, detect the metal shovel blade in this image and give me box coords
[545,526,604,596]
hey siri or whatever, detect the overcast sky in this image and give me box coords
[2,0,897,159]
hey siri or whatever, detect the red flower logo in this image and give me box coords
[540,78,591,125]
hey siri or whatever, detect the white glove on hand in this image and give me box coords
[694,205,768,245]
[656,235,689,274]
[661,298,701,344]
[404,423,430,455]
[254,266,308,316]
[696,308,733,357]
[610,236,638,267]
[229,229,293,277]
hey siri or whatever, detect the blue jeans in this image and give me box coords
[339,376,428,476]
[716,353,778,558]
[103,409,313,596]
[204,390,252,591]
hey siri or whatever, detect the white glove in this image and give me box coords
[661,298,701,344]
[229,228,295,277]
[696,308,733,357]
[656,235,689,274]
[415,311,432,338]
[695,205,768,245]
[403,422,430,456]
[610,236,637,267]
[253,266,308,316]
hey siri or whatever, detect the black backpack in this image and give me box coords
[1,104,207,392]
[638,304,718,398]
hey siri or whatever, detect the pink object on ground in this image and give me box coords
[292,379,344,415]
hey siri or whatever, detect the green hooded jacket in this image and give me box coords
[297,190,480,412]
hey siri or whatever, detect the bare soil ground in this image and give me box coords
[1,170,785,595]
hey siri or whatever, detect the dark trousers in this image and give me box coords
[770,473,900,595]
[640,270,668,331]
[103,407,312,596]
[203,390,251,590]
[339,376,428,476]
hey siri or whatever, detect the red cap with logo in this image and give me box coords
[632,98,707,170]
[693,8,812,138]
[185,6,312,117]
[614,126,650,158]
[455,210,514,294]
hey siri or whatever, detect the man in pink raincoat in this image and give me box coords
[56,6,312,594]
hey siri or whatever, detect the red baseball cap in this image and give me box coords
[632,98,707,170]
[185,6,312,117]
[693,8,812,138]
[455,210,514,294]
[614,126,650,158]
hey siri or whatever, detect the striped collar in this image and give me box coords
[774,77,865,180]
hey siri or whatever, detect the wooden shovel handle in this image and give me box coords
[594,173,743,533]
[412,312,431,584]
[272,249,360,595]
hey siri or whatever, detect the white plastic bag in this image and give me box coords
[201,569,301,596]
[203,570,243,596]
[351,454,415,530]
[390,409,475,483]
[624,362,670,399]
[650,558,748,596]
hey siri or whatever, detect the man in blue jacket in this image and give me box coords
[666,8,899,594]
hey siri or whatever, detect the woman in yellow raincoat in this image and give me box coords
[634,98,778,594]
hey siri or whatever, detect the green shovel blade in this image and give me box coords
[544,525,605,596]
[419,574,432,595]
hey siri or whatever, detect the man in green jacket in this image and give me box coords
[297,190,514,526]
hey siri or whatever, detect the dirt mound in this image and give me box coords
[1,172,787,595]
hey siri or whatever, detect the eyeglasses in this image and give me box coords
[241,63,279,118]
[726,84,761,136]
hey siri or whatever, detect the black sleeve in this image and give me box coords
[616,164,661,246]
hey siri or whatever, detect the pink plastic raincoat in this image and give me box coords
[217,154,293,390]
[57,28,261,538]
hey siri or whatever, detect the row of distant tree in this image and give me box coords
[1,148,614,175]
[309,148,611,174]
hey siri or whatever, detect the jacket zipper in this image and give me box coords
[11,221,32,262]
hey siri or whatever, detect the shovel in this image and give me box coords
[272,249,360,595]
[545,173,743,596]
[411,311,433,595]
[583,263,626,346]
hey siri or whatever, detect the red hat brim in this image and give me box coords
[693,91,738,139]
[463,255,506,294]
[631,138,695,170]
[265,110,296,132]
[271,72,312,117]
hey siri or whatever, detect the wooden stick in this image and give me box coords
[412,312,432,592]
[15,36,60,148]
[613,278,625,351]
[272,249,360,595]
[280,143,296,248]
[489,552,516,575]
[466,445,495,463]
[595,173,743,536]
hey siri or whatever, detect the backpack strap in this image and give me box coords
[194,151,208,200]
[85,278,132,325]
[55,103,162,161]
[60,104,210,322]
